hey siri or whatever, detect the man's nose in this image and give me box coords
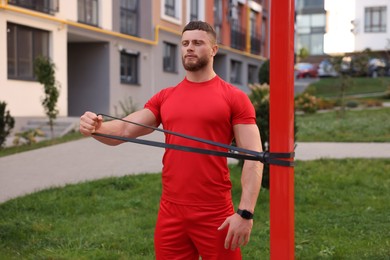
[187,42,195,51]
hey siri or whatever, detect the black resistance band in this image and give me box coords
[92,114,295,167]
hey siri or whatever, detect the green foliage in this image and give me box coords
[258,59,270,84]
[0,102,15,149]
[383,85,390,99]
[114,97,138,118]
[13,129,45,146]
[298,47,310,61]
[1,160,390,258]
[34,56,60,138]
[295,92,318,114]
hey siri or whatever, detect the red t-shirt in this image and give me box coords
[145,76,256,206]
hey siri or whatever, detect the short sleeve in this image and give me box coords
[231,89,256,125]
[144,90,165,125]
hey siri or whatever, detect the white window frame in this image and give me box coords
[186,0,205,23]
[161,0,182,25]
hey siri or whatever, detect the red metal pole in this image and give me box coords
[269,0,295,259]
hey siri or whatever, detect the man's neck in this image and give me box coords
[185,68,216,83]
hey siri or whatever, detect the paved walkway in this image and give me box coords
[1,133,390,204]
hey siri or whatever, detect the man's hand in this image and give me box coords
[218,213,253,250]
[79,112,103,136]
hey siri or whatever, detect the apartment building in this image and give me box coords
[296,0,389,58]
[0,0,268,118]
[295,0,326,58]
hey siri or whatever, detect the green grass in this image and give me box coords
[0,131,85,158]
[307,77,390,98]
[1,160,389,259]
[296,107,390,142]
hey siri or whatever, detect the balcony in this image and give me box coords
[8,0,59,14]
[230,21,246,51]
[250,33,261,55]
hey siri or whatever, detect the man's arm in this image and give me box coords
[79,109,158,146]
[218,123,263,250]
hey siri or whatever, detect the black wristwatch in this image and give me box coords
[236,209,254,220]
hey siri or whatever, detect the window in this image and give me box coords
[78,0,98,26]
[163,42,177,73]
[214,0,223,43]
[120,51,139,84]
[248,65,258,84]
[250,10,261,55]
[7,23,49,80]
[120,0,138,36]
[190,0,199,21]
[296,13,326,55]
[161,0,182,24]
[296,0,324,10]
[8,0,59,14]
[230,60,242,84]
[365,6,387,33]
[165,0,176,17]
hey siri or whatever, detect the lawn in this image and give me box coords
[1,160,389,259]
[306,77,390,98]
[296,107,390,142]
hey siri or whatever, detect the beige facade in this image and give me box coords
[1,0,268,117]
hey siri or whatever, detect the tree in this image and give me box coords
[258,59,270,84]
[34,56,60,138]
[0,101,15,149]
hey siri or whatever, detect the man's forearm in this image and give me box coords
[238,160,263,213]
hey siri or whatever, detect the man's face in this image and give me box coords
[181,30,216,72]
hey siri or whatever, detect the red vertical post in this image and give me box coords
[269,0,295,259]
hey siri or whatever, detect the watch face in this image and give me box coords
[242,210,252,219]
[238,209,253,219]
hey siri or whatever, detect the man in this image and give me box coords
[79,21,263,259]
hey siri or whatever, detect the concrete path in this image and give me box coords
[1,134,390,203]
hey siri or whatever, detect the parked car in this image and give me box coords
[294,63,318,78]
[340,56,390,77]
[367,58,389,78]
[317,59,338,77]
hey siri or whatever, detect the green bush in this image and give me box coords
[258,59,270,84]
[34,56,60,138]
[345,100,359,108]
[13,129,45,146]
[383,85,390,99]
[295,92,318,114]
[0,101,15,149]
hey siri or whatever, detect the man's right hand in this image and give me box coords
[79,112,103,137]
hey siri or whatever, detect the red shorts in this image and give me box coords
[154,199,242,260]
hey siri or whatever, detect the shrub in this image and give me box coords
[258,60,270,84]
[0,101,15,148]
[383,85,390,99]
[114,97,138,118]
[316,97,336,110]
[361,99,383,108]
[345,100,360,108]
[34,56,60,138]
[295,92,318,114]
[13,129,45,146]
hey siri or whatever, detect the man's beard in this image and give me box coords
[182,55,209,71]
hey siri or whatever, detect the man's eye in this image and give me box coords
[182,42,189,46]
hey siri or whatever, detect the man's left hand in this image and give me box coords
[218,213,253,250]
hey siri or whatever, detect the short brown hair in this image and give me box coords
[182,21,217,44]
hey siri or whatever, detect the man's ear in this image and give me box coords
[212,44,219,57]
